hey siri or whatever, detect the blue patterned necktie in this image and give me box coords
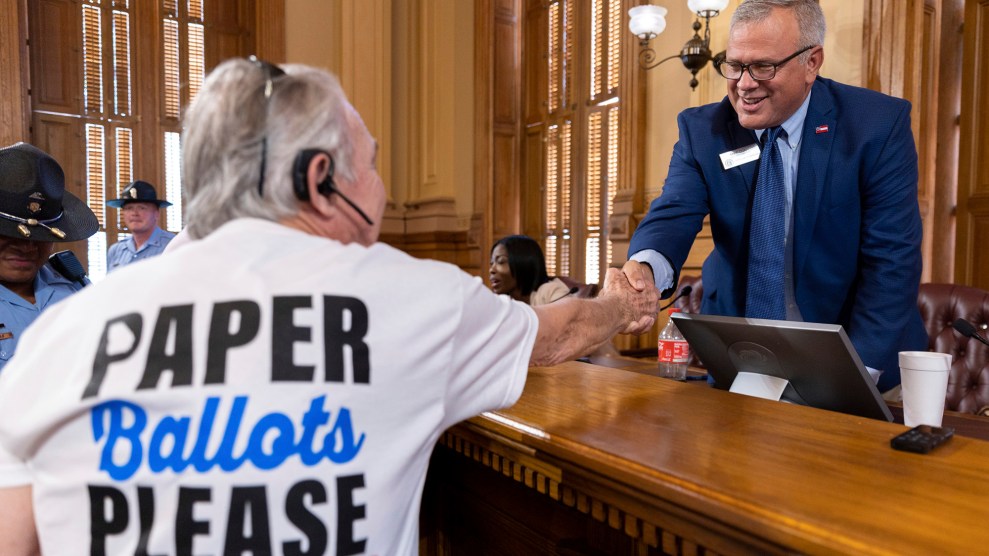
[746,126,787,319]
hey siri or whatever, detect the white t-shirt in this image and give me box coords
[0,218,537,556]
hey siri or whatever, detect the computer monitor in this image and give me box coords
[671,313,893,422]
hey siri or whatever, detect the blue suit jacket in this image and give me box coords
[629,77,927,391]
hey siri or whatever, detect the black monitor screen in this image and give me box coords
[672,313,893,422]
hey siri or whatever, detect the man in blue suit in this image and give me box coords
[623,0,926,393]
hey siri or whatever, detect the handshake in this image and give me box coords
[528,260,662,366]
[599,260,661,336]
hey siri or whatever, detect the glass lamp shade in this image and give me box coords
[628,5,668,40]
[687,0,729,15]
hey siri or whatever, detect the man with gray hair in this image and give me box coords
[622,0,926,394]
[0,57,656,555]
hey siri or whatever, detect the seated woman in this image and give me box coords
[489,235,572,305]
[489,235,621,361]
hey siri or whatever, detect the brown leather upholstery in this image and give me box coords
[917,283,989,414]
[672,274,704,314]
[558,276,599,299]
[671,275,704,368]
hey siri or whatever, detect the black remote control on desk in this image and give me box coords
[890,425,954,454]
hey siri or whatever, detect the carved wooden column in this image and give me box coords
[336,0,395,234]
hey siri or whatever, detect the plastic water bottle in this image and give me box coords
[658,308,690,380]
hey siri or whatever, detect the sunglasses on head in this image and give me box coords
[247,56,374,227]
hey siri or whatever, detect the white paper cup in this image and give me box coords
[899,351,951,427]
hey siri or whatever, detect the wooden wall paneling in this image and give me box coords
[27,0,90,266]
[338,0,391,193]
[473,0,494,266]
[955,0,989,287]
[31,113,88,264]
[204,0,259,69]
[414,0,441,202]
[0,0,30,146]
[863,0,945,283]
[254,0,285,63]
[132,1,162,210]
[520,0,546,242]
[917,1,942,282]
[493,131,520,238]
[28,0,80,115]
[492,0,522,242]
[932,0,965,283]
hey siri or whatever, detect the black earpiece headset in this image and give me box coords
[291,148,374,225]
[292,148,334,201]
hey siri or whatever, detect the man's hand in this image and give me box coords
[621,259,655,292]
[603,266,658,335]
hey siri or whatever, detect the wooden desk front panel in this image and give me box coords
[422,361,989,555]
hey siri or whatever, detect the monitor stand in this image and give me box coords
[726,340,790,401]
[729,371,789,401]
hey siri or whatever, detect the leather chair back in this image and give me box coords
[672,274,704,314]
[672,275,704,368]
[917,283,989,414]
[557,276,599,299]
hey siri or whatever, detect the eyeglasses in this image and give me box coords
[249,55,287,197]
[715,45,816,81]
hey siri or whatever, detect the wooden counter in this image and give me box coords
[421,361,989,555]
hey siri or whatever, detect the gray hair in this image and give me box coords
[181,58,354,239]
[731,0,826,56]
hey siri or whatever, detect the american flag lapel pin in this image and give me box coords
[815,124,829,134]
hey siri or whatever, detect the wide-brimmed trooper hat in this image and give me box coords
[0,142,99,243]
[107,180,172,208]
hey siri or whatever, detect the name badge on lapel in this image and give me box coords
[719,143,760,170]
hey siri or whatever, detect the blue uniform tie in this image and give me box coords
[746,126,787,320]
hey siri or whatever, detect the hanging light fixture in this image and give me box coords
[629,0,729,90]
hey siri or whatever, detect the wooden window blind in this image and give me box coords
[163,19,180,119]
[115,127,133,230]
[87,232,108,279]
[85,123,107,228]
[164,131,183,231]
[158,0,205,230]
[543,121,575,279]
[188,0,203,21]
[559,121,573,279]
[545,125,560,276]
[591,0,604,98]
[606,0,621,92]
[586,111,603,281]
[29,0,216,278]
[548,3,561,113]
[82,5,103,114]
[538,0,625,285]
[606,105,619,268]
[111,10,131,116]
[188,23,205,101]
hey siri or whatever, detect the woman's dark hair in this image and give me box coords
[491,235,551,297]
